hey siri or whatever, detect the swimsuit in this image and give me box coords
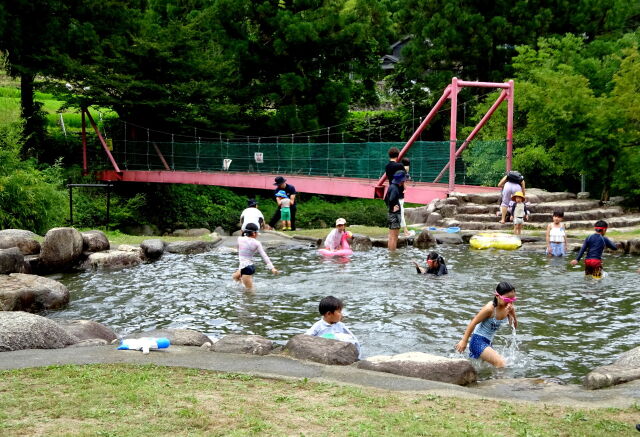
[468,306,506,359]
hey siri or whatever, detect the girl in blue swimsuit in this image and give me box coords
[455,282,518,368]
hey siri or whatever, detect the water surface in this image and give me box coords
[49,245,640,383]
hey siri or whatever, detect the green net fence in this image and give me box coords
[103,139,507,186]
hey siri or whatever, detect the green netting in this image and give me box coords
[107,140,506,185]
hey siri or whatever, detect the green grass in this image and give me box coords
[85,229,218,246]
[0,364,636,436]
[0,83,116,132]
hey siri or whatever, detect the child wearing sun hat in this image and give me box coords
[508,191,529,235]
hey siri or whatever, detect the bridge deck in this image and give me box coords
[97,170,499,204]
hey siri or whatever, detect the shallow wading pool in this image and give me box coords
[48,245,640,383]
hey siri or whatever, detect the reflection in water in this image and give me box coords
[50,245,640,383]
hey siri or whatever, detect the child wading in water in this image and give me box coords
[305,295,361,358]
[455,282,518,368]
[232,223,279,289]
[324,218,352,251]
[546,210,568,256]
[570,220,620,277]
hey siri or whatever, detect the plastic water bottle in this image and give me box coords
[117,337,170,354]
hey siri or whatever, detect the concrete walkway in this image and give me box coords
[1,345,639,408]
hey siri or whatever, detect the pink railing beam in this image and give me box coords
[84,109,121,174]
[456,80,511,89]
[433,89,508,183]
[448,78,458,192]
[506,80,514,171]
[81,110,88,175]
[374,85,452,195]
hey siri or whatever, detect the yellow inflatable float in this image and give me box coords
[469,232,522,250]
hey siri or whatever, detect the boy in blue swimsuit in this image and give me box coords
[570,220,621,277]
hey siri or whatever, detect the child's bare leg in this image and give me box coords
[500,206,507,224]
[480,346,506,368]
[241,275,254,289]
[232,270,241,282]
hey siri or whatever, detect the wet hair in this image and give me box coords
[388,147,400,159]
[493,281,515,306]
[319,295,343,315]
[427,251,444,265]
[552,210,564,218]
[401,157,410,166]
[243,222,259,236]
[594,220,608,232]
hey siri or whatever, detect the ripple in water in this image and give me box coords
[48,244,640,383]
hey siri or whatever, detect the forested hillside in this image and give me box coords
[0,0,638,232]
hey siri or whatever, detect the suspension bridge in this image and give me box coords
[85,78,514,204]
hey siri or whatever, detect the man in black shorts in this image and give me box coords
[385,170,406,251]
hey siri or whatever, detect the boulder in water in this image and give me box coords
[0,229,41,255]
[0,273,69,312]
[284,334,358,365]
[212,334,273,356]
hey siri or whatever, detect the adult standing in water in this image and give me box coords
[497,171,525,224]
[385,170,406,251]
[268,176,297,231]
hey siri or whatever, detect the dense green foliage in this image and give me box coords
[0,124,67,233]
[1,1,639,231]
[464,31,640,202]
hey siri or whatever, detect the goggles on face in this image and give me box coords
[495,292,517,303]
[594,226,607,231]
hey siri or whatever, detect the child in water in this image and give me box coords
[545,210,568,256]
[276,190,292,231]
[232,223,279,289]
[324,218,352,251]
[455,282,518,368]
[509,191,529,235]
[413,251,448,276]
[570,220,620,277]
[306,295,361,358]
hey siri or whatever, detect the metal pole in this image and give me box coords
[81,109,88,175]
[69,185,73,225]
[506,80,514,172]
[106,185,111,231]
[449,77,458,192]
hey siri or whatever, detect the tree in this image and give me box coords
[463,31,640,201]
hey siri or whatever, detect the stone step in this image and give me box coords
[453,189,576,205]
[446,214,640,231]
[454,207,624,223]
[456,199,602,215]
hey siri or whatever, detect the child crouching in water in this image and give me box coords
[232,223,278,289]
[306,296,361,358]
[455,282,518,368]
[324,218,352,251]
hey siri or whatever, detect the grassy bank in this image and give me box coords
[0,364,637,436]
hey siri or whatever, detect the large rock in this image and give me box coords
[212,334,273,356]
[356,352,477,386]
[584,345,640,389]
[0,273,69,312]
[439,204,457,218]
[39,227,84,271]
[55,319,117,342]
[0,247,25,274]
[140,239,166,260]
[0,229,41,255]
[213,226,229,237]
[172,228,211,237]
[165,239,220,254]
[81,230,110,253]
[350,234,372,251]
[124,328,211,346]
[426,212,443,226]
[435,233,464,245]
[81,250,143,270]
[284,334,359,365]
[414,230,437,249]
[0,311,78,351]
[404,206,430,225]
[627,239,640,256]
